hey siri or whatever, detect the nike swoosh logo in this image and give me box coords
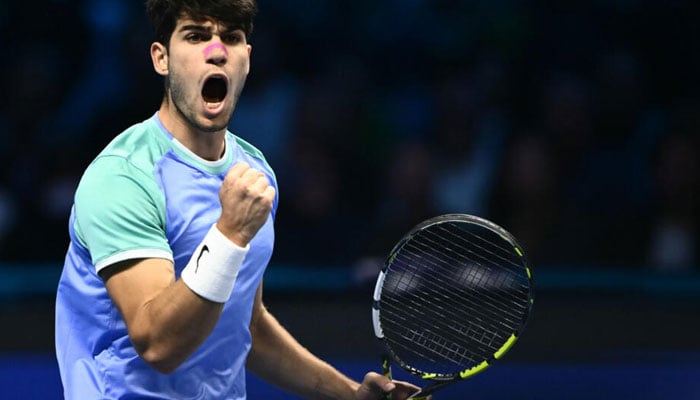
[195,245,209,273]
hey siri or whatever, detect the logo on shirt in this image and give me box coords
[195,245,209,273]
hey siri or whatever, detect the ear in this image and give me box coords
[245,44,252,75]
[151,42,169,76]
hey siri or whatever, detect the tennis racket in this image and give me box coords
[372,214,534,399]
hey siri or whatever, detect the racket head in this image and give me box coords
[372,214,534,383]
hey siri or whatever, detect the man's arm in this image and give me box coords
[101,162,275,374]
[246,283,360,399]
[246,283,423,400]
[102,258,224,374]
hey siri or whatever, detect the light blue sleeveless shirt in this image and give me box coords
[55,113,277,399]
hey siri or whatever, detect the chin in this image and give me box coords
[197,113,231,133]
[199,121,228,133]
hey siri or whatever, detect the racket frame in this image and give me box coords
[372,214,535,398]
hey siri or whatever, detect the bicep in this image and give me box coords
[101,258,175,327]
[101,257,223,372]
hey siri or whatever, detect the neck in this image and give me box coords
[157,98,227,161]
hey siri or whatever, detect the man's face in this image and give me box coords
[163,16,251,133]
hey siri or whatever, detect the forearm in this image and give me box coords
[247,306,360,400]
[129,279,224,373]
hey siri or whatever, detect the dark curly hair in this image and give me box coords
[146,0,258,47]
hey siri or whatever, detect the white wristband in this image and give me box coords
[181,224,249,303]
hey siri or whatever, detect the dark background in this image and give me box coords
[1,0,699,398]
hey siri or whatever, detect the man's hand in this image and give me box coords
[355,372,431,400]
[217,162,275,246]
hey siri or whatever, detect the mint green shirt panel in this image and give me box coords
[74,152,171,273]
[234,134,277,187]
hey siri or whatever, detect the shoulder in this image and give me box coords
[231,133,267,163]
[228,132,280,217]
[229,132,276,183]
[73,161,171,270]
[74,117,170,246]
[94,117,173,173]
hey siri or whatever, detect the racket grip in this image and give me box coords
[381,359,428,400]
[381,358,392,400]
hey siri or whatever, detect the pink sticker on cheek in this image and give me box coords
[204,43,228,58]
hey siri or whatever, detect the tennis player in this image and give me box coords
[54,1,423,399]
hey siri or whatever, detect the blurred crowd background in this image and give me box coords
[1,0,699,276]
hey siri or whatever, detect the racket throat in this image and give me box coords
[408,380,454,399]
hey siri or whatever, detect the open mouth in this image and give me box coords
[202,76,227,104]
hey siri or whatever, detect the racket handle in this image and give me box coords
[381,358,392,400]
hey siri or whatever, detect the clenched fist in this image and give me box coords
[216,162,275,247]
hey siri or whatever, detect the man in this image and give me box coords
[55,0,423,398]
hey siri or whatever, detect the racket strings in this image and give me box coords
[379,220,532,375]
[421,224,530,302]
[398,232,530,321]
[380,266,512,367]
[381,286,512,370]
[384,317,484,366]
[418,223,526,282]
[381,298,500,366]
[381,259,523,340]
[401,235,530,315]
[433,223,527,278]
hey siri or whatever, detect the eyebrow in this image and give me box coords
[178,24,241,35]
[179,24,213,33]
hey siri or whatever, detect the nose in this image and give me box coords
[204,42,228,65]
